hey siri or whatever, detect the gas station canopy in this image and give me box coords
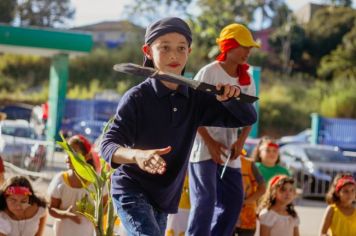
[0,24,92,56]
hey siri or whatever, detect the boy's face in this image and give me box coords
[226,45,252,65]
[143,32,191,75]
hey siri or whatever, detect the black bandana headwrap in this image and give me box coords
[143,17,192,73]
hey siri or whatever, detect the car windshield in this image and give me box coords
[305,148,352,163]
[1,125,36,139]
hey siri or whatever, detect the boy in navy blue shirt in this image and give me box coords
[100,17,257,236]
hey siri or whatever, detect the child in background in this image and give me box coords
[319,173,356,236]
[187,22,260,236]
[0,176,47,236]
[48,134,105,236]
[235,152,266,236]
[258,175,300,236]
[252,136,290,184]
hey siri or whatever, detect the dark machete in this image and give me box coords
[113,63,258,103]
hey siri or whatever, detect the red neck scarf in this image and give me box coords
[216,38,251,86]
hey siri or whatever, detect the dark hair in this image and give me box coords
[0,176,47,210]
[68,135,95,169]
[258,176,298,218]
[251,136,280,164]
[326,173,355,204]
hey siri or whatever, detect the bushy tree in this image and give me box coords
[0,54,50,90]
[0,0,17,23]
[270,3,292,28]
[17,0,75,27]
[126,0,193,24]
[69,41,143,90]
[304,7,356,75]
[317,24,356,80]
[268,21,307,72]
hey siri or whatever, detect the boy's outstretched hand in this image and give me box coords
[134,146,171,174]
[216,83,241,101]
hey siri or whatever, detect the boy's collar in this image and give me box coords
[150,78,189,98]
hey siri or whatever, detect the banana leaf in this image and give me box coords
[57,133,98,183]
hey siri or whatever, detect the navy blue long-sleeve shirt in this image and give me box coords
[100,78,256,213]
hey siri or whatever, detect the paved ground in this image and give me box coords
[5,152,327,236]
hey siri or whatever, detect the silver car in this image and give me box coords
[279,143,356,197]
[0,119,47,171]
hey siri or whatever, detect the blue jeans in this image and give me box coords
[187,160,244,236]
[112,192,168,236]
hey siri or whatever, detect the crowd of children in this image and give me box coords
[0,16,355,236]
[0,134,102,236]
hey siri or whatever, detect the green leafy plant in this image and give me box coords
[57,123,117,236]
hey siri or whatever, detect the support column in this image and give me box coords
[46,54,68,142]
[249,66,260,138]
[311,113,320,144]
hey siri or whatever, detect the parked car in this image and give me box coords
[0,119,47,172]
[61,119,107,143]
[278,129,311,147]
[0,103,34,122]
[279,143,356,197]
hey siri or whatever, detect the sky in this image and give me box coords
[69,0,355,28]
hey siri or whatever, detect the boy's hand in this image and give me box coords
[231,139,244,160]
[216,83,241,101]
[134,146,171,174]
[206,138,228,165]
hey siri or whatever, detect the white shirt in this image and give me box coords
[0,207,46,236]
[47,172,95,236]
[259,209,300,236]
[189,61,256,168]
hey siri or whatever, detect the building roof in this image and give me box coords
[72,20,144,33]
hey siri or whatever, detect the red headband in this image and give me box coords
[5,186,32,196]
[267,143,279,149]
[269,175,288,187]
[216,38,251,86]
[259,142,279,151]
[335,176,356,192]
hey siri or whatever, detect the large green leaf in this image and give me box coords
[57,133,98,183]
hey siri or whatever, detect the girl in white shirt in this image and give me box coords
[0,176,47,236]
[258,175,300,236]
[48,134,105,236]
